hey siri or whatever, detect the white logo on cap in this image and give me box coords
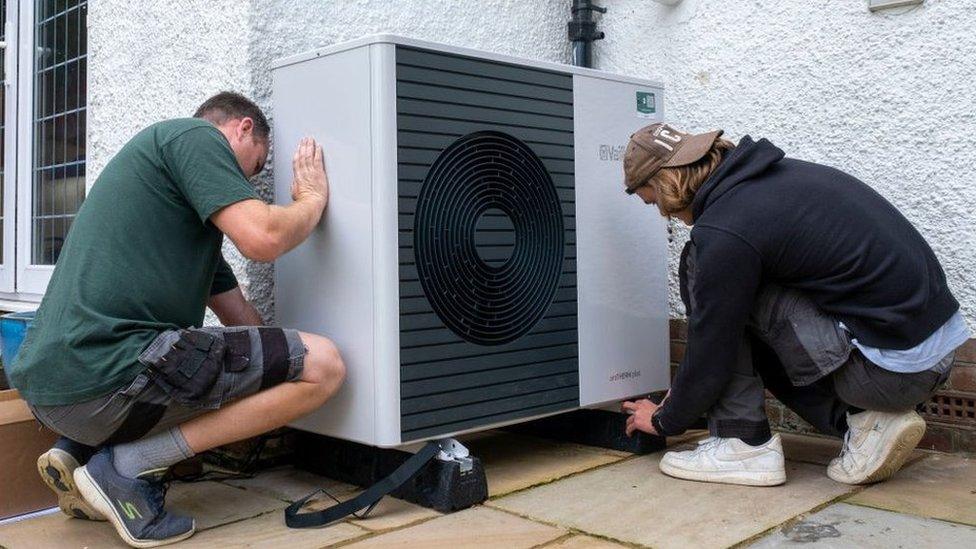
[654,127,682,152]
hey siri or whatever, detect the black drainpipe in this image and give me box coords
[568,0,606,68]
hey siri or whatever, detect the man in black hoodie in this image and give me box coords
[620,123,969,486]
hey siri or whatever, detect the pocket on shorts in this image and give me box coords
[94,372,152,414]
[138,329,228,409]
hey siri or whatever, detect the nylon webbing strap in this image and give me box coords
[285,441,441,529]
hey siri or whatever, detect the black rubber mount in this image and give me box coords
[294,433,488,513]
[414,130,565,346]
[504,409,667,455]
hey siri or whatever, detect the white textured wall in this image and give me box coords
[88,0,976,332]
[595,0,976,331]
[88,0,253,177]
[88,0,570,321]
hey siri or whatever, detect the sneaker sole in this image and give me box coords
[853,414,926,485]
[659,459,787,487]
[37,449,106,521]
[74,466,195,548]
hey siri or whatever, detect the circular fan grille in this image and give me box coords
[414,131,565,346]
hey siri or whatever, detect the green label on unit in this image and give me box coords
[636,91,656,118]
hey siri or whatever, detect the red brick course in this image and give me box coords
[956,338,976,365]
[948,364,976,393]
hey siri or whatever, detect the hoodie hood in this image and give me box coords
[690,136,785,221]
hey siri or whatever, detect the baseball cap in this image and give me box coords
[623,123,724,194]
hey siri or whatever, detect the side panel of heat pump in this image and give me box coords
[272,45,381,444]
[573,74,671,407]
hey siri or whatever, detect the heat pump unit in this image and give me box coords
[272,35,670,447]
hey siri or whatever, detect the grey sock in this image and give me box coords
[111,427,195,479]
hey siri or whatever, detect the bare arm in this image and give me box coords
[208,286,264,326]
[212,137,329,262]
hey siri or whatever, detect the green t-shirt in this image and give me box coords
[10,119,258,405]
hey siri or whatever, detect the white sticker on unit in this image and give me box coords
[636,91,656,119]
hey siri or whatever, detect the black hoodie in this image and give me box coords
[654,136,960,436]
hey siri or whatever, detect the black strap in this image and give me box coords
[285,441,441,529]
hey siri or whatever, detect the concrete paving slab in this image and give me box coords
[779,433,843,465]
[546,534,631,548]
[345,495,441,531]
[0,480,290,548]
[222,466,358,503]
[490,453,856,549]
[175,510,368,548]
[748,502,976,548]
[463,431,629,497]
[667,430,709,447]
[0,513,129,548]
[165,480,289,531]
[343,506,565,548]
[846,453,976,525]
[223,464,439,531]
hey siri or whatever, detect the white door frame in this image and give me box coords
[16,0,55,296]
[0,4,17,294]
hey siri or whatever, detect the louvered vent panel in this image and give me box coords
[396,46,579,440]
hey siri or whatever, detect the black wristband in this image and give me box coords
[651,411,667,437]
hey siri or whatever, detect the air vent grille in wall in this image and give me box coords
[395,46,579,440]
[921,391,976,427]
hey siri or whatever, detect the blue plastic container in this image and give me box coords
[1,311,36,365]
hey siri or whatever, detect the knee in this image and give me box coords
[298,332,346,400]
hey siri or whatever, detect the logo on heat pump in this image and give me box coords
[599,144,625,162]
[609,370,641,382]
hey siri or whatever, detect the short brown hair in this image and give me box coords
[647,137,736,216]
[194,91,270,141]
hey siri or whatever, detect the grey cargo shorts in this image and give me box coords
[30,326,307,447]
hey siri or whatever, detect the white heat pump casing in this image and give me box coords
[272,35,669,448]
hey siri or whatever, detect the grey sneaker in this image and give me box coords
[37,446,106,521]
[73,448,195,548]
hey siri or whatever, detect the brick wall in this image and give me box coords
[669,319,976,454]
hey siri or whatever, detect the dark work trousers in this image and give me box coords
[680,241,954,440]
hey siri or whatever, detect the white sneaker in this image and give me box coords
[827,410,925,485]
[658,434,787,486]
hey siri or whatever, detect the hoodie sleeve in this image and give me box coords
[653,225,763,436]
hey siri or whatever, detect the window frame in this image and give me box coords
[16,0,54,296]
[0,0,89,302]
[0,3,17,295]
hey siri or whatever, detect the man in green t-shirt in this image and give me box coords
[9,92,345,547]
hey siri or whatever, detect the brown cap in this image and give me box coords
[623,123,724,194]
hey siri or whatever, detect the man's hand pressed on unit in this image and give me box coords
[212,136,330,263]
[291,136,329,208]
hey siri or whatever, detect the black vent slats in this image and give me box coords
[396,46,579,441]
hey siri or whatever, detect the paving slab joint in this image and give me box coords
[729,484,867,548]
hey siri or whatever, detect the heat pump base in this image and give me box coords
[503,409,667,454]
[294,434,488,513]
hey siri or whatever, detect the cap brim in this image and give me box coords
[662,130,724,167]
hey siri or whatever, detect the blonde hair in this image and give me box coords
[648,138,736,217]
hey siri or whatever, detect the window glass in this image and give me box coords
[32,0,87,265]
